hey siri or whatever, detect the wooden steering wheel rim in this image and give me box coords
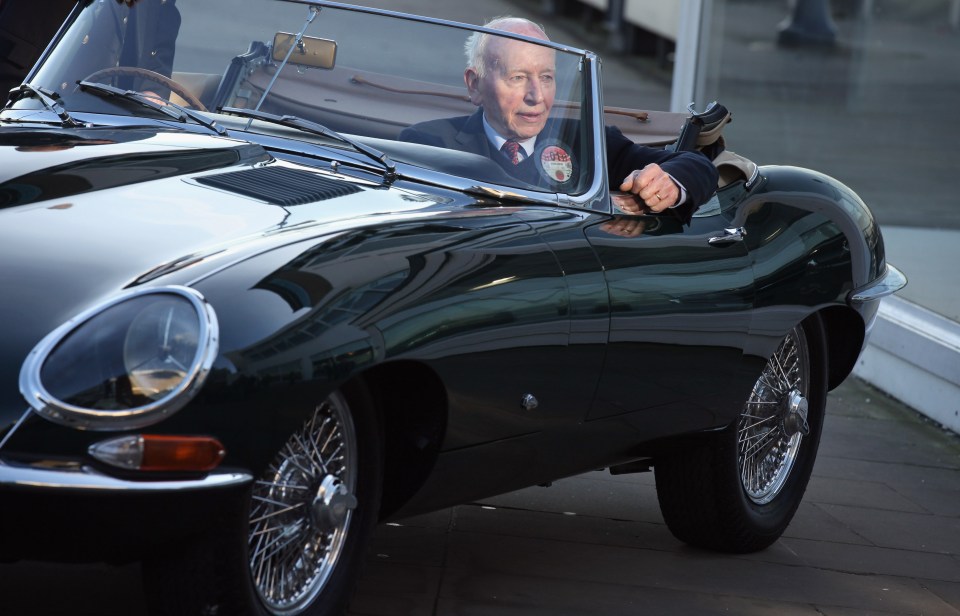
[83,66,208,111]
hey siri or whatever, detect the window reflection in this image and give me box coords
[693,0,959,321]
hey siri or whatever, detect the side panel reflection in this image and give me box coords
[585,211,756,432]
[210,211,598,449]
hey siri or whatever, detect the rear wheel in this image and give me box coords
[144,383,382,615]
[654,315,827,553]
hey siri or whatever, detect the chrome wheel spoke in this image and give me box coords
[249,502,305,525]
[740,428,778,458]
[737,326,810,505]
[255,480,310,491]
[739,413,778,427]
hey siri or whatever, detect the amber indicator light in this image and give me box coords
[139,435,226,472]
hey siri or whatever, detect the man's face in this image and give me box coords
[466,36,556,141]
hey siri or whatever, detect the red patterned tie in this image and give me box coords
[501,140,521,165]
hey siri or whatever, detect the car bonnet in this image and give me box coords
[0,127,449,430]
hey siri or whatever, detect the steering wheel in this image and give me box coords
[83,66,208,111]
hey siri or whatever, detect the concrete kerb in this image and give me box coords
[855,294,960,435]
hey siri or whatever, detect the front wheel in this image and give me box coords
[654,315,827,553]
[143,383,382,615]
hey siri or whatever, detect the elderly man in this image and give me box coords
[399,17,719,222]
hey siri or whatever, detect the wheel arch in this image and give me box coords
[353,360,448,519]
[816,305,866,391]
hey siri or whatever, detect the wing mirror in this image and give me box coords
[272,33,337,69]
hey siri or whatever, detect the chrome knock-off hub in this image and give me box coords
[782,389,810,437]
[312,474,357,529]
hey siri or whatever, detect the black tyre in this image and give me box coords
[654,315,827,553]
[144,382,382,615]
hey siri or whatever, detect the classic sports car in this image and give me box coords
[0,1,905,614]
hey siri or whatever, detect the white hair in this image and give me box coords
[464,16,548,78]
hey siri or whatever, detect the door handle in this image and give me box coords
[708,227,746,246]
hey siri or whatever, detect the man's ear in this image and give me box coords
[464,69,482,106]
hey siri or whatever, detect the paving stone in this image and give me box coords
[436,569,823,616]
[922,579,960,614]
[474,471,664,524]
[350,560,443,616]
[780,536,960,583]
[890,483,960,518]
[819,599,959,616]
[781,500,874,545]
[453,501,680,553]
[368,523,449,567]
[802,474,929,513]
[817,503,960,555]
[813,454,960,493]
[819,413,959,469]
[439,530,947,614]
[387,507,456,530]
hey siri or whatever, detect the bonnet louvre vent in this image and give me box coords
[196,166,362,206]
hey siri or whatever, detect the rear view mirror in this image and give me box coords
[272,33,337,69]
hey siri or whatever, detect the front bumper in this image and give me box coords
[849,263,908,304]
[0,458,250,492]
[0,459,252,563]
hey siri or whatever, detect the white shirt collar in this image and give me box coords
[481,114,537,158]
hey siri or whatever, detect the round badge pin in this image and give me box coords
[535,140,577,188]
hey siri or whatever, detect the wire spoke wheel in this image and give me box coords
[249,391,358,614]
[654,316,826,553]
[737,325,810,505]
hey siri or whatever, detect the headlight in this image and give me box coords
[19,286,218,430]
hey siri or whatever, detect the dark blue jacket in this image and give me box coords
[400,109,719,222]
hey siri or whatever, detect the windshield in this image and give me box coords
[22,0,595,196]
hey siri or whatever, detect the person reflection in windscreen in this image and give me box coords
[109,0,181,101]
[114,0,179,73]
[400,17,718,223]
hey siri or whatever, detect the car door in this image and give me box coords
[355,209,601,447]
[369,208,608,500]
[582,205,758,436]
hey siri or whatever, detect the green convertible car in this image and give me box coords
[0,1,904,614]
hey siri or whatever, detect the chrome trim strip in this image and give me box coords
[286,0,591,55]
[0,460,251,492]
[19,285,219,431]
[0,409,32,452]
[558,52,610,212]
[849,264,908,304]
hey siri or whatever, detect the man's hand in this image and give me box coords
[618,163,679,212]
[141,91,168,105]
[600,217,647,238]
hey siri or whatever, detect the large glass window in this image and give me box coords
[692,0,960,321]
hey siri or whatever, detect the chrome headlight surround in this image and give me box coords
[19,286,219,431]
